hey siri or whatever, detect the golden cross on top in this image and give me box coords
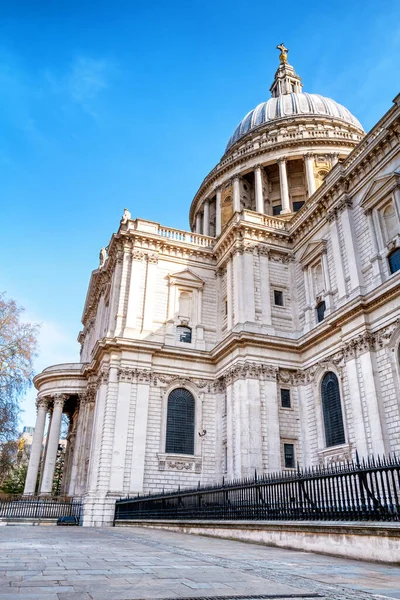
[277,43,289,64]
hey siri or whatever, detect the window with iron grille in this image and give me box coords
[176,325,192,343]
[388,248,400,274]
[284,443,295,468]
[274,290,284,306]
[280,388,291,408]
[321,372,345,447]
[316,300,326,323]
[165,388,195,455]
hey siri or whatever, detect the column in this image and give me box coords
[243,378,263,475]
[264,374,281,471]
[130,381,150,492]
[39,394,66,495]
[329,215,347,300]
[233,176,241,212]
[254,165,264,214]
[195,213,202,234]
[366,210,384,286]
[278,158,291,214]
[259,250,272,326]
[225,383,234,478]
[232,251,243,324]
[345,357,368,457]
[226,259,233,330]
[215,188,222,236]
[358,351,386,455]
[304,153,316,196]
[142,254,158,332]
[203,200,210,236]
[242,250,255,323]
[331,153,339,166]
[114,242,131,336]
[340,204,363,294]
[106,255,123,336]
[23,398,48,495]
[124,250,145,332]
[303,266,313,332]
[110,374,132,493]
[321,250,334,312]
[68,393,88,496]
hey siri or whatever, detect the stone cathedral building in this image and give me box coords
[24,46,400,526]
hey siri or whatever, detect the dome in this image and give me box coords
[226,92,364,151]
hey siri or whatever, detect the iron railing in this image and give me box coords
[0,496,83,521]
[115,454,400,523]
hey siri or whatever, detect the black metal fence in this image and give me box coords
[0,496,83,521]
[115,454,400,523]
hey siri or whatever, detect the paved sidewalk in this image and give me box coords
[0,526,399,600]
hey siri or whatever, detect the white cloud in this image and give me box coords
[44,55,114,118]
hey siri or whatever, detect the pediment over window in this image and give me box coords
[167,269,205,289]
[299,240,327,268]
[360,171,400,212]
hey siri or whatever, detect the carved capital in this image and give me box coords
[131,249,145,262]
[53,394,68,408]
[147,252,159,264]
[97,367,110,386]
[36,397,49,411]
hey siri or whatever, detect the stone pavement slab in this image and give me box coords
[0,525,399,600]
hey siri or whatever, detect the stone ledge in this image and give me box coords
[114,519,400,563]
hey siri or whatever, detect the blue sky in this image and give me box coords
[1,0,400,427]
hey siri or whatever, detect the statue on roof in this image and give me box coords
[121,208,131,225]
[277,43,289,64]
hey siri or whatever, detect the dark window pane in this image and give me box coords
[388,248,400,274]
[165,388,195,455]
[321,372,345,447]
[293,201,305,212]
[281,388,291,408]
[284,443,295,468]
[176,325,192,343]
[273,205,282,216]
[316,300,326,322]
[274,290,284,306]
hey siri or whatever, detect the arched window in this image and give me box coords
[176,325,192,343]
[388,248,400,275]
[321,372,345,447]
[165,388,195,455]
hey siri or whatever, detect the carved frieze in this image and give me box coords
[157,454,202,474]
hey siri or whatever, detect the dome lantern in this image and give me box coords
[270,43,303,97]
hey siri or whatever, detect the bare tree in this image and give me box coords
[0,293,39,445]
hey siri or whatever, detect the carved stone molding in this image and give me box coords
[318,444,352,466]
[158,453,202,474]
[222,361,279,384]
[290,321,400,386]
